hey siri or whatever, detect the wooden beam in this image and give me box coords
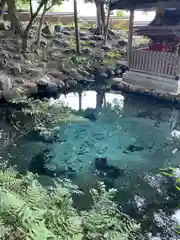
[127,8,134,68]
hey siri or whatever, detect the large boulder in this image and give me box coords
[0,73,13,91]
[90,35,104,41]
[53,38,70,48]
[54,25,63,33]
[42,24,54,35]
[0,21,10,31]
[9,62,21,76]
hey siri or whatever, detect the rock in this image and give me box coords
[83,108,97,121]
[116,60,128,68]
[3,87,21,102]
[49,70,66,80]
[89,40,97,47]
[37,76,50,87]
[54,32,63,38]
[58,80,65,88]
[22,66,44,78]
[95,67,108,80]
[70,69,84,81]
[80,31,88,36]
[97,72,108,80]
[13,54,23,61]
[54,25,63,33]
[0,74,12,91]
[111,77,122,85]
[125,145,144,153]
[91,35,104,41]
[0,21,9,30]
[62,48,76,54]
[37,76,59,98]
[62,29,71,35]
[0,90,3,99]
[38,62,47,69]
[40,38,48,47]
[94,157,124,179]
[46,81,58,94]
[115,68,122,76]
[80,36,89,41]
[106,67,115,78]
[24,53,35,61]
[65,79,78,87]
[118,39,128,46]
[77,69,90,77]
[29,30,34,39]
[0,59,7,69]
[42,24,54,35]
[22,83,38,96]
[42,33,54,39]
[101,44,112,51]
[53,38,70,47]
[9,62,21,76]
[14,78,24,84]
[82,48,91,55]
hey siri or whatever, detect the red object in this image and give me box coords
[149,43,163,51]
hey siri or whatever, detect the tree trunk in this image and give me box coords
[36,0,47,46]
[95,1,101,30]
[6,0,23,36]
[0,0,6,18]
[22,0,45,50]
[104,2,111,44]
[73,0,80,55]
[100,2,105,35]
[95,1,102,34]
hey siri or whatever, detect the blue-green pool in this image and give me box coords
[1,91,180,238]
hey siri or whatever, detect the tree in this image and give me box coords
[73,0,80,55]
[85,0,109,35]
[36,0,63,46]
[6,0,64,50]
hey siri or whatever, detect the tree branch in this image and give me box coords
[29,0,33,17]
[46,3,54,12]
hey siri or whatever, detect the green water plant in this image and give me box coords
[0,169,146,240]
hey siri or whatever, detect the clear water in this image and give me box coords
[1,91,180,238]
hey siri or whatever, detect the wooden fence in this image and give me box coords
[130,49,180,78]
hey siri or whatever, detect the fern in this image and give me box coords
[0,170,146,240]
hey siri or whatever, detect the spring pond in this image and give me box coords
[1,91,180,239]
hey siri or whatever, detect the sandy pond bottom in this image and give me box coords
[1,91,180,239]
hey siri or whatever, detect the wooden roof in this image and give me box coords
[110,0,180,10]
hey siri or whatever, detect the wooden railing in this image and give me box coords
[130,49,180,79]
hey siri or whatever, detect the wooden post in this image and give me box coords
[78,92,82,111]
[127,8,134,68]
[73,0,81,55]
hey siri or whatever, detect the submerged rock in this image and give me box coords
[83,108,97,121]
[124,145,144,153]
[95,157,124,179]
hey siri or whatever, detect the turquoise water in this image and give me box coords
[1,91,180,238]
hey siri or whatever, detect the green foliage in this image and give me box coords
[159,167,180,190]
[116,10,124,17]
[10,96,87,143]
[0,170,146,240]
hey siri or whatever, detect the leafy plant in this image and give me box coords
[0,169,146,240]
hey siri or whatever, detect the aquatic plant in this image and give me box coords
[159,167,180,234]
[9,97,88,142]
[0,169,146,240]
